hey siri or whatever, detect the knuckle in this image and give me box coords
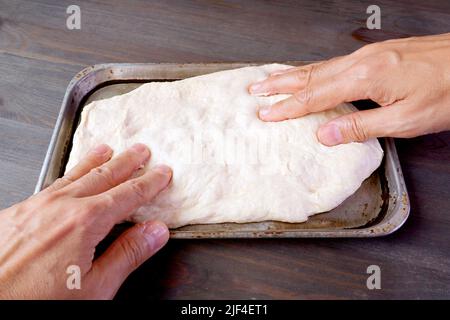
[101,192,117,209]
[77,201,100,219]
[378,49,402,68]
[87,200,105,214]
[46,176,74,192]
[90,166,115,188]
[370,85,397,106]
[74,200,108,230]
[293,89,313,109]
[354,50,401,78]
[349,62,373,81]
[119,235,145,269]
[39,188,67,206]
[346,113,368,142]
[128,179,148,202]
[43,188,63,201]
[57,176,74,186]
[52,177,65,187]
[61,201,91,229]
[295,67,310,83]
[70,213,88,231]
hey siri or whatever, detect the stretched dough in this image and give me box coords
[67,64,383,228]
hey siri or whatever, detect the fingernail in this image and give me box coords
[153,164,172,176]
[318,123,343,146]
[131,143,150,161]
[131,143,148,154]
[259,107,271,118]
[142,221,169,250]
[249,82,262,93]
[91,144,111,155]
[249,82,270,96]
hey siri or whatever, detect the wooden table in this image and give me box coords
[1,0,449,299]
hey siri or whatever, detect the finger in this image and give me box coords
[250,66,315,96]
[249,64,318,96]
[258,71,369,121]
[317,105,406,145]
[89,220,169,299]
[248,56,352,96]
[269,66,296,76]
[46,145,112,192]
[65,143,151,197]
[96,165,172,223]
[270,55,347,76]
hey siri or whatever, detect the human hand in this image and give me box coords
[0,144,172,299]
[249,33,450,145]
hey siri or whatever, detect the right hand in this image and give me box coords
[249,33,450,146]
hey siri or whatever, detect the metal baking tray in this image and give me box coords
[35,62,410,238]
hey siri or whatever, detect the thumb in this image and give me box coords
[317,106,402,146]
[90,220,169,299]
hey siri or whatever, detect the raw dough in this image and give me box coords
[67,64,383,228]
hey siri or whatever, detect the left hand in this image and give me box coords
[0,143,172,299]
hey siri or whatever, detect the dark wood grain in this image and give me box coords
[0,0,450,299]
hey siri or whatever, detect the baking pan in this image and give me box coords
[35,63,410,238]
